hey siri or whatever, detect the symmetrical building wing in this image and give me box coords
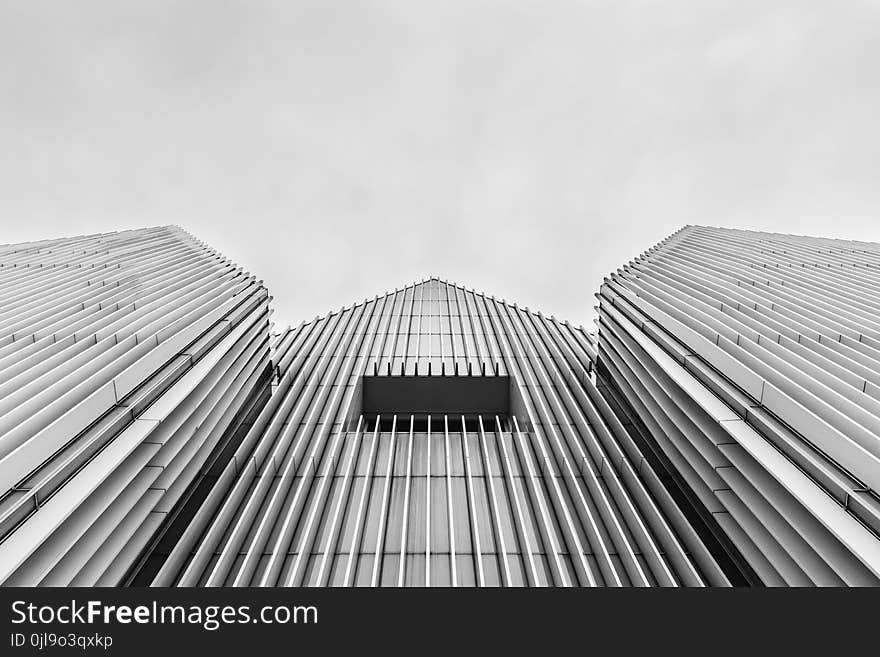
[596,226,880,585]
[0,227,272,586]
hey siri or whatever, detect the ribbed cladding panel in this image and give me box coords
[596,225,880,586]
[0,226,271,586]
[151,278,731,587]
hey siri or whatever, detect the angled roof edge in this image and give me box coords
[278,275,592,341]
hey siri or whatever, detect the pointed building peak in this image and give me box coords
[281,274,584,338]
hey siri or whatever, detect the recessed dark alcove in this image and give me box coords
[359,374,510,416]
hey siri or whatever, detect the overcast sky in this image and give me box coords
[2,1,879,329]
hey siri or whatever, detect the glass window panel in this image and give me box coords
[430,478,449,553]
[406,479,427,552]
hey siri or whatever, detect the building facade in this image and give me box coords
[1,225,878,586]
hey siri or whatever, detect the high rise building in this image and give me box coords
[1,225,878,586]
